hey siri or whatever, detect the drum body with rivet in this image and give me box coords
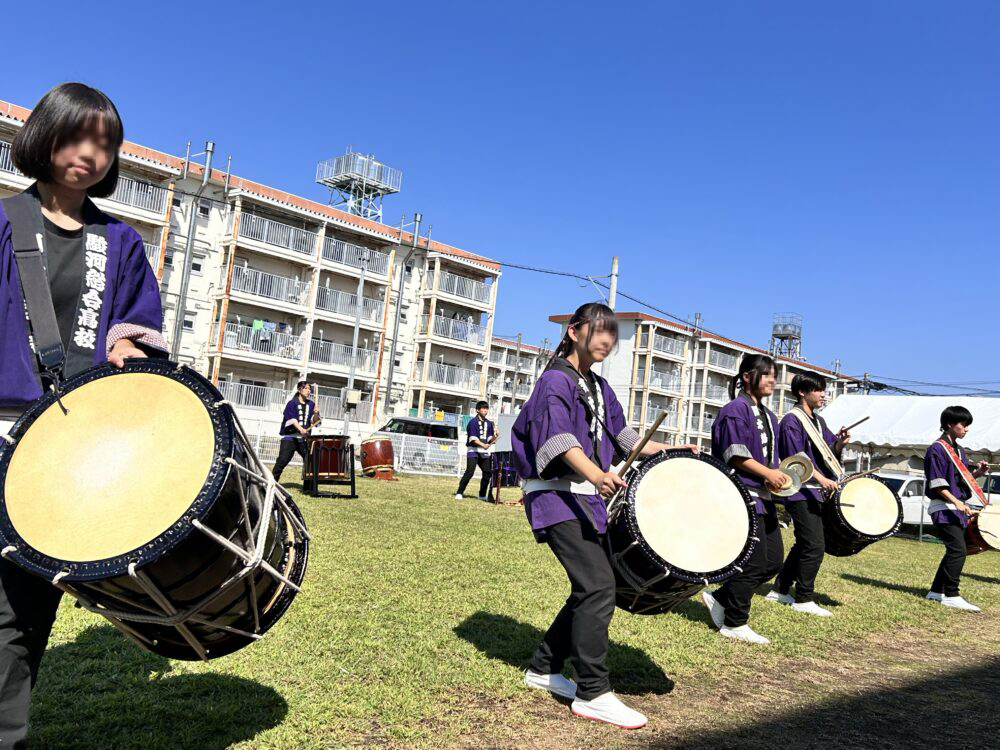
[822,476,902,557]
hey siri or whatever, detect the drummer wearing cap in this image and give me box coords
[702,353,786,645]
[924,406,990,613]
[767,373,850,617]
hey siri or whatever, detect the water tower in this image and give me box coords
[769,313,803,359]
[316,147,402,222]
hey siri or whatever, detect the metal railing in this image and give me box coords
[429,269,491,304]
[370,431,463,478]
[231,265,310,305]
[217,381,289,411]
[316,152,403,193]
[516,382,532,397]
[108,175,168,214]
[239,213,316,256]
[419,314,487,346]
[321,236,390,276]
[647,407,679,429]
[0,141,18,175]
[144,242,159,266]
[222,322,304,362]
[696,349,740,371]
[652,334,685,357]
[423,361,481,391]
[702,383,729,402]
[315,286,384,322]
[489,351,506,365]
[309,339,378,374]
[315,393,374,424]
[488,378,513,394]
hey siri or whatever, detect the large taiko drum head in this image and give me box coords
[838,477,901,537]
[3,373,215,565]
[633,455,751,575]
[969,505,1000,553]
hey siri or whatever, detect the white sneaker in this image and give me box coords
[941,596,981,613]
[701,590,725,629]
[571,691,647,729]
[524,669,577,700]
[719,625,770,644]
[454,493,463,500]
[791,601,832,617]
[764,590,794,605]
[926,591,943,602]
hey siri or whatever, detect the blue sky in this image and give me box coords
[7,2,999,391]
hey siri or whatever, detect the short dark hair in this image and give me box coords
[791,372,827,401]
[12,83,124,198]
[730,353,776,400]
[296,380,310,391]
[476,400,489,410]
[940,405,973,432]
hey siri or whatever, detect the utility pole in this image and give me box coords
[343,248,369,435]
[383,213,423,416]
[601,256,619,377]
[514,333,523,401]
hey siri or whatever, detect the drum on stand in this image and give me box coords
[606,450,758,615]
[823,476,902,557]
[0,360,309,661]
[360,436,395,478]
[965,505,1000,555]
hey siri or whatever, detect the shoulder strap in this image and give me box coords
[935,438,986,505]
[2,192,65,378]
[789,406,844,478]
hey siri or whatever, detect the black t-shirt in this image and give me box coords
[42,216,85,352]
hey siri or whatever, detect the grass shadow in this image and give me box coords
[31,625,287,750]
[963,571,1000,585]
[454,611,674,695]
[840,573,927,599]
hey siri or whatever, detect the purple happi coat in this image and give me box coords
[280,397,319,441]
[466,416,495,457]
[925,439,978,528]
[712,392,779,514]
[777,411,839,503]
[0,193,166,410]
[511,364,639,539]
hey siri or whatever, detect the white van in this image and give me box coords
[875,471,927,525]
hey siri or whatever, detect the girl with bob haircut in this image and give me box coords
[511,302,695,729]
[702,353,786,644]
[924,405,990,612]
[0,83,165,746]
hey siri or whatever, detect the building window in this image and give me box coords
[191,254,206,275]
[164,252,174,268]
[182,313,196,332]
[172,194,182,208]
[198,198,211,218]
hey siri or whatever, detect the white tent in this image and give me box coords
[821,395,1000,453]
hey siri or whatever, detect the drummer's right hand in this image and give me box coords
[595,471,627,498]
[954,501,973,517]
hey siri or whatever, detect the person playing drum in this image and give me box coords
[0,83,165,748]
[924,405,990,613]
[767,373,850,617]
[701,353,785,644]
[511,302,695,729]
[272,381,321,483]
[455,400,498,500]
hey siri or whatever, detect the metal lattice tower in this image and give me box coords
[316,148,402,222]
[769,313,803,359]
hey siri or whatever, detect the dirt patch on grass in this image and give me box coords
[445,612,1000,750]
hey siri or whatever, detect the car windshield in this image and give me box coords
[985,476,1000,494]
[381,420,408,434]
[880,477,905,494]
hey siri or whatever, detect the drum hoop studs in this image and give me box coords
[0,545,16,558]
[1,434,14,445]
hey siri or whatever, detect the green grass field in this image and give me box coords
[29,474,1000,749]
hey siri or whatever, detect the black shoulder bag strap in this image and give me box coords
[3,191,69,409]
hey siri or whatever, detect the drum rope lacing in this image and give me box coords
[0,434,14,445]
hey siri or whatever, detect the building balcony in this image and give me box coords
[314,392,374,424]
[0,141,16,177]
[418,314,487,348]
[231,265,310,308]
[696,349,740,372]
[144,242,159,266]
[646,406,679,430]
[106,174,168,215]
[488,378,512,395]
[238,213,317,257]
[308,339,378,376]
[694,383,729,403]
[652,333,686,360]
[422,362,482,393]
[217,381,289,411]
[222,322,304,365]
[314,286,384,326]
[321,236,390,278]
[427,269,491,306]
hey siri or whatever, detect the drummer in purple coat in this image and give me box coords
[511,302,696,730]
[924,405,990,613]
[767,373,849,617]
[701,353,787,645]
[0,84,165,748]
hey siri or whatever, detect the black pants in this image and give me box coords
[456,455,492,498]
[713,508,784,628]
[931,522,966,597]
[529,520,615,701]
[0,559,63,749]
[775,499,826,603]
[272,439,307,482]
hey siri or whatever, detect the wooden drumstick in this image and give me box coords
[617,411,667,479]
[843,416,870,432]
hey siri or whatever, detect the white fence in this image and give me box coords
[371,431,464,477]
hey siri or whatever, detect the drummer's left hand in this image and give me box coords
[836,427,851,446]
[109,338,147,368]
[678,443,699,455]
[975,460,989,477]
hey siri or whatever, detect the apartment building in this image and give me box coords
[549,311,852,450]
[485,337,548,415]
[0,99,501,448]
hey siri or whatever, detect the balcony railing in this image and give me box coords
[423,362,481,391]
[0,141,19,176]
[652,334,685,357]
[315,393,373,424]
[309,339,377,374]
[429,269,491,304]
[647,407,679,429]
[144,242,159,266]
[516,382,532,397]
[222,322,303,362]
[321,236,390,276]
[419,314,486,346]
[239,213,316,256]
[108,175,168,214]
[696,349,740,371]
[702,383,728,402]
[231,265,310,306]
[489,351,506,365]
[315,286,384,322]
[217,381,289,411]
